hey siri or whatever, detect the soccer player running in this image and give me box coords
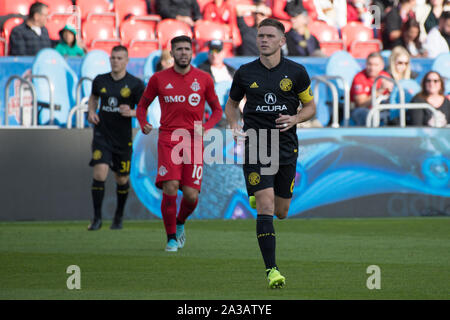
[224,18,316,288]
[87,45,145,231]
[136,36,223,252]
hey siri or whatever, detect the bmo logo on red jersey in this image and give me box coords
[163,95,186,103]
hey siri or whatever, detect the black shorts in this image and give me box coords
[89,141,132,176]
[243,162,297,199]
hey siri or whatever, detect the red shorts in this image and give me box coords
[155,132,204,191]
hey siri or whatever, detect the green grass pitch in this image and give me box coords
[0,217,449,300]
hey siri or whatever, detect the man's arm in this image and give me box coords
[275,100,316,132]
[87,94,100,125]
[9,28,26,56]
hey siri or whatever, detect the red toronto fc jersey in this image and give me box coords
[136,66,223,138]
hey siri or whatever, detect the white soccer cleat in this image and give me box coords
[176,224,185,249]
[165,239,178,252]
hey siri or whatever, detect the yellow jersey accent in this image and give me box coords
[93,150,102,160]
[279,78,293,91]
[100,87,107,94]
[248,172,261,186]
[298,85,314,104]
[250,82,259,88]
[120,87,131,98]
[290,178,295,193]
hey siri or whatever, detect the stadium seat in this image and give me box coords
[326,50,362,93]
[349,40,383,59]
[194,20,233,56]
[280,20,292,33]
[192,51,208,67]
[143,50,161,83]
[46,15,72,40]
[389,79,422,123]
[0,37,6,56]
[31,48,78,126]
[82,19,120,48]
[271,0,291,20]
[156,19,193,49]
[308,20,344,56]
[76,0,112,21]
[197,0,214,13]
[80,50,111,99]
[2,17,24,54]
[120,18,156,45]
[431,52,450,94]
[114,0,147,22]
[90,39,122,53]
[302,0,318,21]
[0,0,33,16]
[40,0,73,15]
[121,18,159,57]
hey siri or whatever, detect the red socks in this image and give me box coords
[176,197,198,225]
[161,193,177,238]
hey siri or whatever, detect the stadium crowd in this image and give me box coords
[0,0,449,127]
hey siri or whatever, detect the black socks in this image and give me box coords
[115,182,129,218]
[91,179,105,219]
[256,214,277,271]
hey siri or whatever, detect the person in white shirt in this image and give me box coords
[198,40,236,83]
[423,11,450,58]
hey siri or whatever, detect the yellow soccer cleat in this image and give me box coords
[267,268,285,289]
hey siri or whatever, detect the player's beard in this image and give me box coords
[174,56,192,69]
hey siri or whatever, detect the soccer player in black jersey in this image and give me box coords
[87,46,145,231]
[225,18,316,288]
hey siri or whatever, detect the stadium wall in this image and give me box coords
[1,128,449,221]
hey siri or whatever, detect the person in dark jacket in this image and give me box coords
[198,40,236,83]
[155,0,202,27]
[285,5,324,56]
[9,2,52,56]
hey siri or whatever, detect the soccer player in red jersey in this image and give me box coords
[136,36,223,252]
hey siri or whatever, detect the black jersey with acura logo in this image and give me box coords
[91,72,145,153]
[229,57,314,165]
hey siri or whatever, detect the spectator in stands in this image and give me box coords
[55,25,86,57]
[409,71,450,126]
[423,10,450,57]
[313,0,347,29]
[155,0,202,27]
[347,0,374,27]
[156,49,174,72]
[203,0,237,26]
[350,52,393,126]
[388,46,418,81]
[372,0,396,20]
[198,40,236,83]
[9,2,52,56]
[235,1,272,56]
[424,0,449,33]
[285,5,324,56]
[382,0,417,50]
[401,18,427,57]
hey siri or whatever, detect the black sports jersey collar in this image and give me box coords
[109,72,129,82]
[257,56,285,72]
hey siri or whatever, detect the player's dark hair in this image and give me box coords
[111,45,128,56]
[171,35,192,48]
[29,2,48,19]
[257,18,285,35]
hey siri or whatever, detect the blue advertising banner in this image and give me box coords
[130,128,450,219]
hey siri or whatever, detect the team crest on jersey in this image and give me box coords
[158,166,168,176]
[280,77,293,91]
[191,79,200,92]
[188,93,201,107]
[248,172,260,186]
[120,86,131,98]
[93,150,102,160]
